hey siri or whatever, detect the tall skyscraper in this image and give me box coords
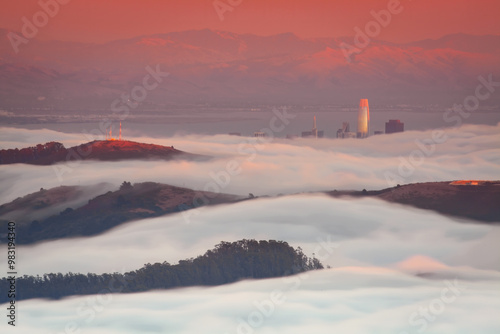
[357,99,370,138]
[312,115,318,138]
[302,115,323,138]
[342,122,350,133]
[385,119,404,134]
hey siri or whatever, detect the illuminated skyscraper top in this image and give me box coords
[357,99,370,138]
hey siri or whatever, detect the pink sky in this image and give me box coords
[2,0,500,43]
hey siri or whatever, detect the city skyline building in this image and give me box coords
[342,122,350,133]
[312,115,318,138]
[336,122,356,139]
[385,119,404,134]
[254,131,266,137]
[357,99,370,138]
[302,115,323,138]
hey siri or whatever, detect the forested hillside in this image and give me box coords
[0,240,323,302]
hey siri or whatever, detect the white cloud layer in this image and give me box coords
[1,267,499,334]
[4,194,499,276]
[0,125,499,333]
[0,123,499,204]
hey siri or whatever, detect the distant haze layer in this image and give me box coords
[1,29,500,108]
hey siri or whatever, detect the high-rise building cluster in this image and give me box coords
[336,99,404,138]
[250,99,405,139]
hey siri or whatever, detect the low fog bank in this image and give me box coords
[3,195,498,276]
[0,182,115,225]
[1,267,498,334]
[1,123,499,204]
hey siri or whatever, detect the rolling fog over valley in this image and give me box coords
[1,0,499,333]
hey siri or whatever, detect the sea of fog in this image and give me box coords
[1,195,499,333]
[0,124,499,333]
[1,123,499,202]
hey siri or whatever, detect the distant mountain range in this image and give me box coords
[1,180,498,245]
[0,140,205,165]
[1,29,499,108]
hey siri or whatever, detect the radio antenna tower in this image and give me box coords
[119,122,122,141]
[312,115,318,138]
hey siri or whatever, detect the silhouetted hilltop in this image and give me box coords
[327,181,500,223]
[0,140,206,165]
[0,182,243,244]
[0,141,65,164]
[0,183,114,223]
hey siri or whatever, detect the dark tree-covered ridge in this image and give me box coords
[0,239,323,302]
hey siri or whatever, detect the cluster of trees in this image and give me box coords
[0,239,323,302]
